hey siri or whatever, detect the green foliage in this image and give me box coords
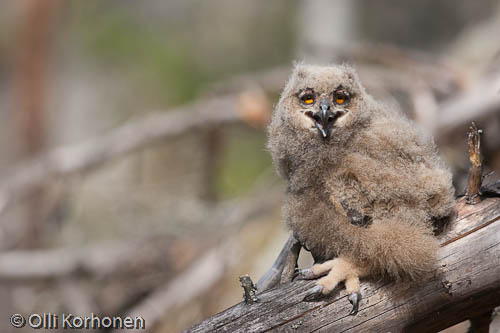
[216,127,273,199]
[68,1,296,106]
[70,2,205,105]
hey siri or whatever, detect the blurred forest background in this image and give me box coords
[1,1,500,332]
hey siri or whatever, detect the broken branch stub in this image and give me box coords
[465,122,483,205]
[239,275,259,304]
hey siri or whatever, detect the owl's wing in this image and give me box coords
[327,178,374,229]
[341,202,373,227]
[337,145,454,226]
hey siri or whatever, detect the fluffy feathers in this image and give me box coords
[267,63,455,282]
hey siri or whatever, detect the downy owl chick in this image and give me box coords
[267,63,455,314]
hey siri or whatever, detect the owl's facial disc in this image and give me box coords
[296,87,351,139]
[304,99,347,139]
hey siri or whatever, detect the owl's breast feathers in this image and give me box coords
[286,115,455,264]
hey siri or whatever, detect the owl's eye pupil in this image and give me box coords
[334,90,349,105]
[302,94,315,105]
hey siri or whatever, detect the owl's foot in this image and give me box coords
[303,284,324,301]
[302,257,365,316]
[294,268,318,280]
[348,292,361,315]
[295,259,335,280]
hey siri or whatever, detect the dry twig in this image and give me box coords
[239,275,259,304]
[465,122,483,204]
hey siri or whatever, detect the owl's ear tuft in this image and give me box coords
[341,63,358,83]
[341,63,366,94]
[293,61,307,79]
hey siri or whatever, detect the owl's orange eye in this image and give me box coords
[333,90,350,105]
[300,93,315,105]
[303,96,314,104]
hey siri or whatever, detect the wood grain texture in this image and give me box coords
[187,197,500,332]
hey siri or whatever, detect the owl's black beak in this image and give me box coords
[306,99,336,139]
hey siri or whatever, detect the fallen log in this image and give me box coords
[187,196,500,332]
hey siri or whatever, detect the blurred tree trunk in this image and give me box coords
[297,0,357,63]
[13,0,61,248]
[201,128,223,202]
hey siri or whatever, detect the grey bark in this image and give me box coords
[187,197,500,332]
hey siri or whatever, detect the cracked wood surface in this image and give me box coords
[187,197,500,332]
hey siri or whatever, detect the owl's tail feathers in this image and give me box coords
[357,220,439,281]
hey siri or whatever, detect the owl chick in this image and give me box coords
[267,63,455,314]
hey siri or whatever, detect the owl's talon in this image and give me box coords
[303,285,324,301]
[348,292,361,315]
[294,268,316,280]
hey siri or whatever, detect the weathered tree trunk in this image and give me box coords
[187,197,500,332]
[13,0,61,248]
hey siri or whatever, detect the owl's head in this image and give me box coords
[273,63,371,142]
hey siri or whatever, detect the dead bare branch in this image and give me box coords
[256,234,300,293]
[113,239,241,333]
[186,197,500,333]
[239,275,259,304]
[0,93,271,215]
[0,183,281,282]
[437,74,500,141]
[0,241,145,281]
[466,123,483,204]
